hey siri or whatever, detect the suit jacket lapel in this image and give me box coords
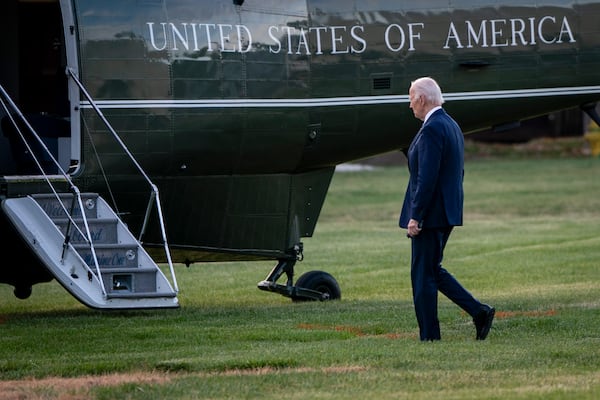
[409,126,424,155]
[409,108,445,154]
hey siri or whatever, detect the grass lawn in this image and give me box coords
[0,147,599,399]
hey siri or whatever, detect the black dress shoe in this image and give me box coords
[474,305,495,340]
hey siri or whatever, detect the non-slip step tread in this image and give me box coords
[31,193,98,199]
[72,243,138,249]
[105,291,177,299]
[52,217,118,223]
[1,175,68,183]
[91,267,157,273]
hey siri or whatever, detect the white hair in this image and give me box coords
[410,77,445,106]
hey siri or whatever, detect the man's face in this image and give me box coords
[409,86,426,121]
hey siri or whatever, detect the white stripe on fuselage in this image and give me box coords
[80,85,600,109]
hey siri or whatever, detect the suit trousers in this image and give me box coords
[410,227,482,340]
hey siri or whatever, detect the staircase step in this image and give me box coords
[0,175,69,197]
[73,244,139,269]
[31,193,99,219]
[54,218,118,244]
[101,269,158,294]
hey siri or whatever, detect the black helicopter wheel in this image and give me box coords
[292,270,341,302]
[13,285,32,300]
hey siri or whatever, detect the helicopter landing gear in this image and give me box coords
[257,243,341,301]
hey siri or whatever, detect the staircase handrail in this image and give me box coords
[0,84,107,296]
[66,68,178,293]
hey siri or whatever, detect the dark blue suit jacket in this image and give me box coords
[399,108,464,229]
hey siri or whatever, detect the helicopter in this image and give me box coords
[1,0,599,309]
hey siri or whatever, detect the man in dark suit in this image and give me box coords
[399,77,495,341]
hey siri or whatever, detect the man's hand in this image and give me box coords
[407,218,422,237]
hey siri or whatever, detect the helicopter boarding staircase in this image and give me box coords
[0,75,179,310]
